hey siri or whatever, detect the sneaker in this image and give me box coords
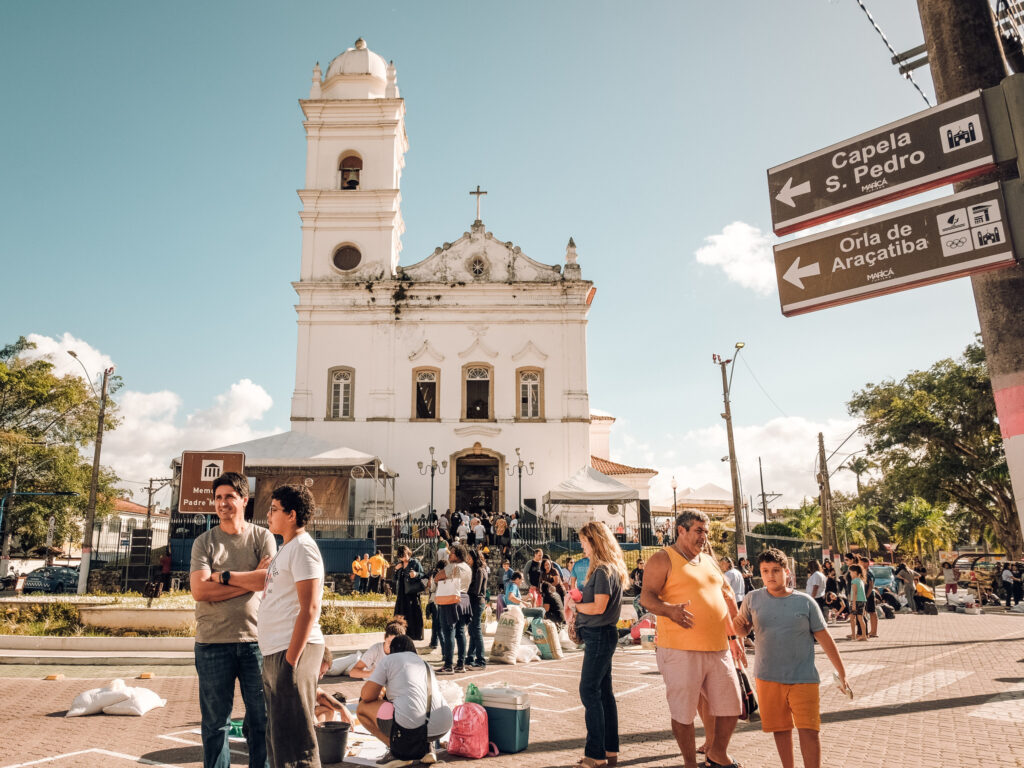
[421,750,438,764]
[453,663,466,673]
[436,665,454,675]
[375,750,414,768]
[467,661,486,669]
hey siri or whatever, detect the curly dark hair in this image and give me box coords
[270,484,316,527]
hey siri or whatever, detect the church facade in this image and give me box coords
[287,39,597,520]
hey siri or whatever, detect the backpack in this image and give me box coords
[881,603,895,619]
[448,703,490,759]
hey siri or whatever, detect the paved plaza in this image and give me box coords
[1,611,1023,768]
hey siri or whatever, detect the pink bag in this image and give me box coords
[448,703,490,759]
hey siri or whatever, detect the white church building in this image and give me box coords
[202,39,654,528]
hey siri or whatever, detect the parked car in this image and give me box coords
[870,565,896,593]
[22,566,79,594]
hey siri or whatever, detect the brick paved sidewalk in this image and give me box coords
[1,612,1023,768]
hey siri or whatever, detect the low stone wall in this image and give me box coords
[78,606,196,631]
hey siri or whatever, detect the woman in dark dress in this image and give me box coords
[392,545,424,640]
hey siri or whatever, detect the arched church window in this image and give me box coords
[518,369,542,419]
[327,367,354,419]
[413,368,439,420]
[463,365,492,420]
[333,245,362,271]
[339,155,362,190]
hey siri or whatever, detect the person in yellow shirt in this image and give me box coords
[352,554,369,593]
[369,551,389,594]
[640,510,746,768]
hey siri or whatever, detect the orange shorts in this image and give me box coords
[754,679,821,732]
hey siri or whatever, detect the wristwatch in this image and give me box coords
[221,571,232,586]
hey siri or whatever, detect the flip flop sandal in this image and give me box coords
[573,759,608,768]
[703,760,743,768]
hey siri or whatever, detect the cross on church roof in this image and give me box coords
[469,185,487,222]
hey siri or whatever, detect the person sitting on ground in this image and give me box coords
[824,591,848,622]
[540,579,566,627]
[356,635,454,768]
[348,617,407,680]
[505,571,525,605]
[316,644,358,726]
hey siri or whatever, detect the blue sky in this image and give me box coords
[0,1,982,507]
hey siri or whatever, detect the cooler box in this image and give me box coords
[480,687,530,754]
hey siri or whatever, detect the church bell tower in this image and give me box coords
[297,38,407,282]
[291,39,407,422]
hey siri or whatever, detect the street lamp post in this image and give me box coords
[68,351,115,595]
[713,342,745,559]
[506,447,534,528]
[417,447,447,518]
[671,476,678,514]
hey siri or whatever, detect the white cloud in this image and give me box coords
[620,416,867,512]
[694,221,776,295]
[21,333,279,503]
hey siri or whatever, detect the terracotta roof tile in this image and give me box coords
[591,455,658,476]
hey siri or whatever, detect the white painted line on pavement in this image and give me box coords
[3,748,178,768]
[816,661,885,685]
[968,682,1024,722]
[853,668,973,708]
[158,729,247,757]
[532,683,651,713]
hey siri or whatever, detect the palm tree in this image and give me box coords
[892,497,954,561]
[782,500,822,540]
[841,456,874,496]
[845,504,889,558]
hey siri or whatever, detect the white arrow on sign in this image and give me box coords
[776,177,812,208]
[783,257,821,289]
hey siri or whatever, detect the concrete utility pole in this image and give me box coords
[817,432,837,558]
[917,0,1024,548]
[716,349,745,557]
[76,366,113,595]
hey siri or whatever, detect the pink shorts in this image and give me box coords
[656,646,742,725]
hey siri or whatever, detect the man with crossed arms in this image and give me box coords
[641,509,746,768]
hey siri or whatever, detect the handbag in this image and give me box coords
[735,665,758,721]
[403,564,427,595]
[389,660,434,760]
[435,578,460,606]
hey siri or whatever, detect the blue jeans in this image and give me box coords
[195,642,268,768]
[579,626,619,761]
[439,603,467,666]
[467,600,486,665]
[353,575,363,593]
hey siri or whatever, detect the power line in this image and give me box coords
[854,0,932,106]
[739,356,789,418]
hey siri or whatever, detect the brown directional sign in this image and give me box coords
[768,90,996,236]
[179,451,246,514]
[774,182,1018,317]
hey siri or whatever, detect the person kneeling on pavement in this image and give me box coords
[357,635,453,768]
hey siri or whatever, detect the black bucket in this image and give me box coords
[315,721,350,764]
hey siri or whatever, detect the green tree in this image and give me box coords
[1,338,122,563]
[843,503,889,558]
[781,500,822,540]
[848,338,1021,558]
[751,521,799,538]
[891,497,954,561]
[841,456,874,496]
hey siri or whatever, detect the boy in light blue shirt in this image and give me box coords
[736,548,848,768]
[504,572,524,605]
[847,564,868,642]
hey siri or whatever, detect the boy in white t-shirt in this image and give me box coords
[228,483,324,768]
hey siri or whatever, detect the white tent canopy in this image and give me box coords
[543,465,639,505]
[209,431,384,471]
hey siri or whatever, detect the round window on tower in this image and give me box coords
[333,245,362,271]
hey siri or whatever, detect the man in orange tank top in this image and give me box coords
[640,510,746,768]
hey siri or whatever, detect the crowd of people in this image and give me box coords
[189,478,1018,768]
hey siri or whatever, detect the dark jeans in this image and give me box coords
[194,641,268,768]
[467,600,486,665]
[426,601,439,647]
[439,603,467,666]
[263,645,322,768]
[579,625,619,761]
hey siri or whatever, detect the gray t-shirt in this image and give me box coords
[575,565,622,629]
[739,588,826,684]
[369,651,453,736]
[190,524,277,643]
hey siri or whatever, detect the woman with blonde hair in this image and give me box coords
[571,521,629,768]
